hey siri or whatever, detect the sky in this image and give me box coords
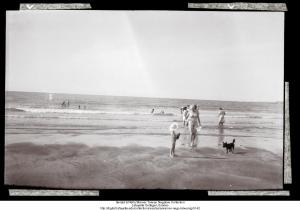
[6,11,284,102]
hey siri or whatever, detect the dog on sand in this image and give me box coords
[223,139,235,153]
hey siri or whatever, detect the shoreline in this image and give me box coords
[5,134,283,189]
[5,132,283,156]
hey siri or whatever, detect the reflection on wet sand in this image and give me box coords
[218,125,225,147]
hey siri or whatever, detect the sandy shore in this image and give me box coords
[5,133,282,189]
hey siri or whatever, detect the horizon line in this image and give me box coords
[5,90,284,104]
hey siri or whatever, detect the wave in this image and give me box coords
[152,113,174,116]
[5,108,25,112]
[6,107,175,116]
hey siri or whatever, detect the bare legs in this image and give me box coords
[190,131,197,150]
[170,141,176,158]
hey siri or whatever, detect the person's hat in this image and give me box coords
[169,122,179,131]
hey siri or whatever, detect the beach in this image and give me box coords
[5,91,283,189]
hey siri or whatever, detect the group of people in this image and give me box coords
[180,105,202,150]
[61,100,70,108]
[151,108,165,115]
[60,100,87,110]
[169,105,226,158]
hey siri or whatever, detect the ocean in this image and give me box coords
[5,91,283,142]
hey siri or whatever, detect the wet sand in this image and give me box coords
[5,134,282,189]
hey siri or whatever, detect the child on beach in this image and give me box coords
[169,123,180,158]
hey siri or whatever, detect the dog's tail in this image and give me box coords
[232,139,235,143]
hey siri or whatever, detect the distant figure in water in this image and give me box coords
[151,108,155,114]
[180,107,184,114]
[218,107,226,126]
[61,101,66,108]
[181,106,189,127]
[169,123,180,158]
[78,105,81,109]
[181,105,189,114]
[161,110,165,114]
